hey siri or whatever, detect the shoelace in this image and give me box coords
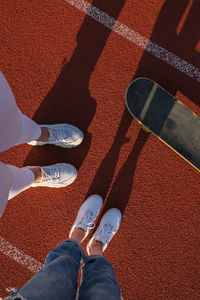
[97,224,114,244]
[48,128,69,142]
[87,221,95,230]
[41,167,60,182]
[77,210,96,230]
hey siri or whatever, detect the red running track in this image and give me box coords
[0,0,200,299]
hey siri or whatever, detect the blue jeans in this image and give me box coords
[7,239,122,300]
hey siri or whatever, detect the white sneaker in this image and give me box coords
[28,124,84,148]
[28,163,77,188]
[87,208,122,254]
[69,195,103,240]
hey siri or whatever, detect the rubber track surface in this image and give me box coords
[0,0,199,299]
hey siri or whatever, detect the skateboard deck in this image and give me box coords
[125,77,200,172]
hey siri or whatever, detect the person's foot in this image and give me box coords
[27,163,77,188]
[69,195,103,243]
[87,208,122,255]
[28,124,84,148]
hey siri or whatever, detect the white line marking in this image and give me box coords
[65,0,200,82]
[0,236,42,273]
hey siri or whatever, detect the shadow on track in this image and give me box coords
[135,0,200,104]
[24,0,200,215]
[23,0,126,169]
[87,0,200,215]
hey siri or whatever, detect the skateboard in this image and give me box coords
[125,77,200,172]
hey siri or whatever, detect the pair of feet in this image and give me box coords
[28,125,122,253]
[69,195,122,255]
[26,123,84,187]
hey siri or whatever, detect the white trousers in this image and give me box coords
[0,71,42,216]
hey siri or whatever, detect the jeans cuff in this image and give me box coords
[83,254,106,264]
[64,238,85,258]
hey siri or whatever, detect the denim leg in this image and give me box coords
[78,255,122,300]
[7,239,85,300]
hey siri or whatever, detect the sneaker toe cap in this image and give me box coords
[61,163,77,185]
[68,126,84,145]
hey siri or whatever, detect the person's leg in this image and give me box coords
[7,239,84,300]
[13,111,42,146]
[7,194,103,300]
[0,162,14,217]
[0,163,77,217]
[0,163,35,217]
[7,163,77,200]
[80,255,122,300]
[7,165,35,200]
[0,70,43,151]
[15,113,84,149]
[0,71,84,151]
[79,208,122,300]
